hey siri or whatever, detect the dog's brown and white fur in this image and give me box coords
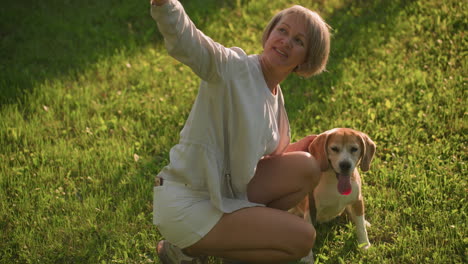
[293,128,376,261]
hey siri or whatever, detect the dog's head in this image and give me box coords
[308,128,376,195]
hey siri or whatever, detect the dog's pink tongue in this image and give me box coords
[337,174,352,195]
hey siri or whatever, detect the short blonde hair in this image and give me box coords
[262,5,331,78]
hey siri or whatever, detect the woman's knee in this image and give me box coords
[288,222,316,259]
[301,223,316,254]
[292,152,321,184]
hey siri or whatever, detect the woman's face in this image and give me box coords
[263,14,308,73]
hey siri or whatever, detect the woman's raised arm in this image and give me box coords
[150,0,168,6]
[150,0,235,82]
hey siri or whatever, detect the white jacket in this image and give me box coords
[151,0,290,213]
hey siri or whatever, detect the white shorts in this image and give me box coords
[153,180,224,249]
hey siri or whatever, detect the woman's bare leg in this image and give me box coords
[185,151,321,263]
[186,207,315,263]
[248,151,321,210]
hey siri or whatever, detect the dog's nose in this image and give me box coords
[339,161,352,172]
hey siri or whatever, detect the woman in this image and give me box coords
[150,0,330,263]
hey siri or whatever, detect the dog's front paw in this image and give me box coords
[359,243,370,250]
[359,242,371,250]
[355,216,371,250]
[365,220,371,228]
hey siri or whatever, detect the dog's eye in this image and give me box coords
[331,146,339,152]
[350,147,358,153]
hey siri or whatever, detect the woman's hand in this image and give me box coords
[285,135,317,153]
[151,0,168,6]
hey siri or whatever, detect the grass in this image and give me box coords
[0,0,466,263]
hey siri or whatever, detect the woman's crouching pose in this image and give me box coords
[149,0,330,263]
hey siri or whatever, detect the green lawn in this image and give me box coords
[0,0,466,263]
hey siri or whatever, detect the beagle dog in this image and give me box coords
[293,128,376,251]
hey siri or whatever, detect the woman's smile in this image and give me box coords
[274,47,288,57]
[262,14,308,73]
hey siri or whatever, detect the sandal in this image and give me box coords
[221,258,248,264]
[299,250,315,263]
[157,240,207,264]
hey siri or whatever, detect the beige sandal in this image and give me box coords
[157,240,207,264]
[221,258,248,264]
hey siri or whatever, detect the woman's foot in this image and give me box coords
[300,249,315,263]
[221,258,248,264]
[157,240,207,264]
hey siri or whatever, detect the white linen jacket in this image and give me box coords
[151,0,291,213]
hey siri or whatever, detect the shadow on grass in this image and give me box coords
[0,0,238,107]
[0,0,412,110]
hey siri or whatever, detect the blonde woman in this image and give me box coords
[150,0,330,263]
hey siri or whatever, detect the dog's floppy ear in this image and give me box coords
[359,132,376,172]
[308,132,329,171]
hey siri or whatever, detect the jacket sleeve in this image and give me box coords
[151,0,234,82]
